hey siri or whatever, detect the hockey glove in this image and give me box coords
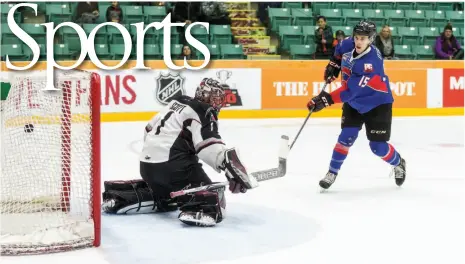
[307,91,334,112]
[324,56,341,83]
[222,148,258,194]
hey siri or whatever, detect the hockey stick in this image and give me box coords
[289,82,330,150]
[170,135,290,198]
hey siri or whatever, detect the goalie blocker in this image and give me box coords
[103,148,256,227]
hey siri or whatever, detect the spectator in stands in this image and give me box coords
[182,45,193,60]
[106,2,123,23]
[199,2,230,25]
[453,2,463,11]
[314,16,333,59]
[435,23,463,60]
[257,2,281,28]
[375,25,395,59]
[171,2,201,45]
[332,30,346,47]
[75,2,99,24]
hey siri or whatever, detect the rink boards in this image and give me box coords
[1,60,463,121]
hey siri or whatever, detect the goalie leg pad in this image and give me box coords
[178,185,226,227]
[102,180,177,214]
[223,148,258,190]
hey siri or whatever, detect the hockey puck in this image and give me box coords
[24,123,34,133]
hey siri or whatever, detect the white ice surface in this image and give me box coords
[2,116,464,264]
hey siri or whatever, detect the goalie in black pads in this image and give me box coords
[103,78,257,227]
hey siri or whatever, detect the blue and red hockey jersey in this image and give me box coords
[330,38,394,114]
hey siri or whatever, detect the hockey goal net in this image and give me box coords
[0,69,101,255]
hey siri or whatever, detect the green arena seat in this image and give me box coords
[210,25,232,45]
[394,45,414,59]
[395,2,415,10]
[142,44,162,60]
[93,44,113,60]
[291,8,313,26]
[110,44,135,60]
[419,27,440,45]
[398,27,420,45]
[159,44,183,58]
[333,3,353,9]
[415,2,435,10]
[22,43,47,61]
[311,2,331,15]
[373,2,395,10]
[425,10,447,28]
[1,44,27,61]
[302,26,319,44]
[123,5,144,24]
[196,44,221,60]
[131,25,158,45]
[290,44,315,59]
[343,9,364,25]
[332,26,352,37]
[412,45,434,59]
[445,11,464,26]
[452,27,461,37]
[1,24,21,45]
[385,10,408,27]
[189,24,210,45]
[268,8,292,32]
[46,3,72,24]
[435,3,455,11]
[144,6,167,23]
[319,9,344,25]
[363,9,385,26]
[354,3,374,10]
[60,27,82,52]
[83,24,108,45]
[405,10,427,27]
[220,44,245,59]
[20,24,46,44]
[107,24,131,45]
[0,3,22,24]
[156,30,180,45]
[54,43,75,60]
[279,25,303,51]
[453,27,464,38]
[282,2,302,9]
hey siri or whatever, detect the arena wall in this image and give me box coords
[1,60,463,121]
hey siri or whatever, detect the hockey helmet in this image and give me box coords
[195,78,226,110]
[353,20,377,42]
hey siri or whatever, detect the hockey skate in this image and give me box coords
[178,211,217,227]
[319,171,337,190]
[391,157,406,186]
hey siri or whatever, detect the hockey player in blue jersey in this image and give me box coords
[307,20,406,190]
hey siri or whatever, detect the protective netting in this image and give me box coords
[0,69,100,255]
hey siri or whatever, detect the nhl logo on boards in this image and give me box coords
[155,72,186,105]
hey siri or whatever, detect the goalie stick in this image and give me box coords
[170,135,290,198]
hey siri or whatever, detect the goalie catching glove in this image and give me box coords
[221,148,258,193]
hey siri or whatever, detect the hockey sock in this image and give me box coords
[328,127,359,174]
[369,141,401,166]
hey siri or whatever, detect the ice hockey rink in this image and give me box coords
[2,115,464,264]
